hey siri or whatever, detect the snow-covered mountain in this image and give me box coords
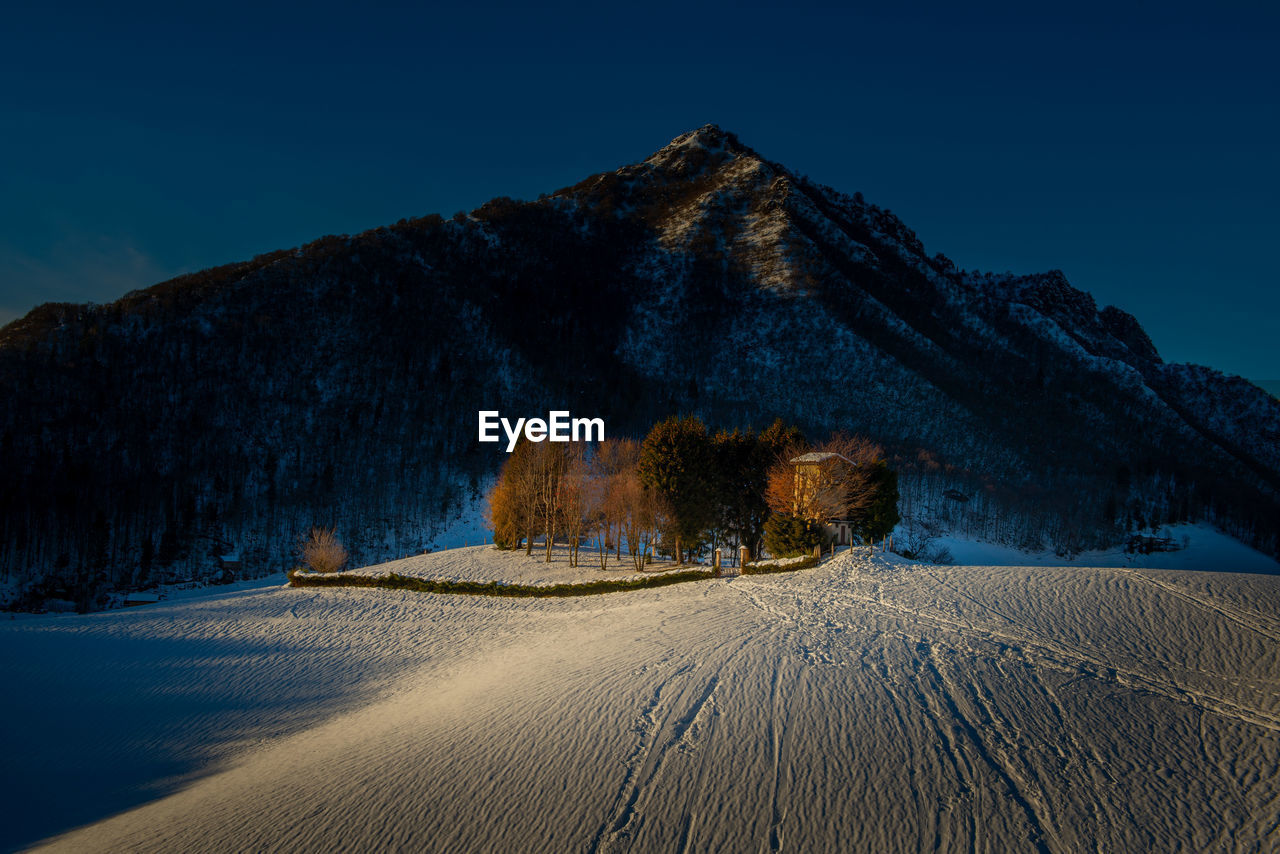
[2,125,1277,604]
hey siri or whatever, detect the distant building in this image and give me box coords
[789,452,857,545]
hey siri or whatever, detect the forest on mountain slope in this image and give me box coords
[2,125,1276,610]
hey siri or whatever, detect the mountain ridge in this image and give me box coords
[2,125,1277,606]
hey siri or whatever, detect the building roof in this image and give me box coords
[790,451,856,464]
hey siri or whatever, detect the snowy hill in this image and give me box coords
[2,548,1278,851]
[2,125,1278,608]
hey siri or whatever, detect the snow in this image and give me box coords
[3,546,1278,851]
[349,543,697,586]
[747,553,812,568]
[931,522,1280,574]
[420,492,493,551]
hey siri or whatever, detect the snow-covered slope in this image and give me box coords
[931,522,1280,573]
[3,548,1278,852]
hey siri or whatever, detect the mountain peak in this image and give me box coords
[663,122,735,148]
[643,124,760,174]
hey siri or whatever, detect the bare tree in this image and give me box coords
[532,442,571,562]
[584,456,612,570]
[488,440,542,553]
[615,470,644,570]
[621,479,671,571]
[558,446,590,567]
[765,433,885,527]
[592,437,640,560]
[299,526,348,573]
[485,477,520,549]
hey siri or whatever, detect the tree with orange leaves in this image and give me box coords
[764,433,888,530]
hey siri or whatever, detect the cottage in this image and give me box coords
[789,451,858,546]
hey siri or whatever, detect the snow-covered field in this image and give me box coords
[350,543,694,585]
[3,546,1279,852]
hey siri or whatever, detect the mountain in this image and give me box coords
[2,125,1278,607]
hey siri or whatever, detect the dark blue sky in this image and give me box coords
[2,1,1276,379]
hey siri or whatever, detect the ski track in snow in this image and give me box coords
[2,547,1278,853]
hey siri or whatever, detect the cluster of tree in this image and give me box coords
[487,437,665,570]
[486,415,901,566]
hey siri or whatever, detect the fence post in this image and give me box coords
[740,545,750,568]
[714,548,722,577]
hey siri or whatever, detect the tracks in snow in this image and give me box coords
[765,659,788,853]
[733,565,1280,734]
[731,563,1280,850]
[1113,568,1280,644]
[910,640,1053,853]
[590,634,752,854]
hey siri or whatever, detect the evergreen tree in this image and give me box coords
[639,415,714,564]
[857,461,901,541]
[758,418,806,462]
[763,513,825,558]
